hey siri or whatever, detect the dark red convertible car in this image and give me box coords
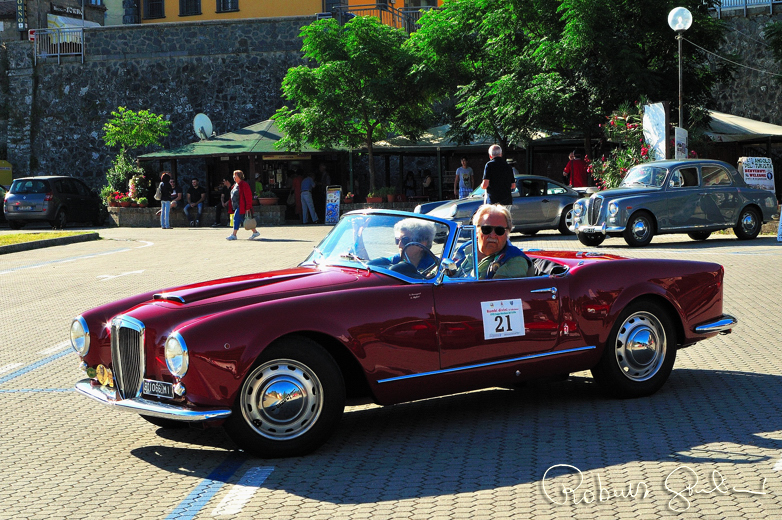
[71,210,736,457]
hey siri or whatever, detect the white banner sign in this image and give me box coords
[481,299,525,340]
[674,127,688,160]
[738,157,775,192]
[643,103,666,161]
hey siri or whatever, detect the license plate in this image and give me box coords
[142,379,174,399]
[17,206,33,211]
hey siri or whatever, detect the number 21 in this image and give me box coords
[494,315,512,333]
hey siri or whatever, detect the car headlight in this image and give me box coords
[573,201,584,217]
[414,205,422,213]
[608,202,618,217]
[70,316,90,356]
[165,332,189,378]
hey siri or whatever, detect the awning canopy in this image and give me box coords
[139,119,342,161]
[705,111,782,143]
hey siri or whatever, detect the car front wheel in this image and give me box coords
[623,211,654,247]
[577,232,605,247]
[558,206,575,235]
[733,207,760,240]
[224,337,345,458]
[51,210,67,230]
[591,300,677,398]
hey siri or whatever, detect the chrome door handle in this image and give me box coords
[531,287,557,300]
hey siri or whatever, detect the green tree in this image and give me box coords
[102,107,171,192]
[273,17,436,191]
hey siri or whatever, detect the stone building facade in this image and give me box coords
[0,16,312,186]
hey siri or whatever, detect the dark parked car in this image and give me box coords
[72,210,735,457]
[416,175,579,235]
[0,185,7,223]
[3,176,105,229]
[573,159,779,247]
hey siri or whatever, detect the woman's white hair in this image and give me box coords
[395,218,436,245]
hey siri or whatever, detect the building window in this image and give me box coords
[144,0,165,19]
[216,0,238,12]
[180,0,201,16]
[89,0,103,5]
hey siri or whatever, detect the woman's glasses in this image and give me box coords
[394,236,413,246]
[480,226,508,236]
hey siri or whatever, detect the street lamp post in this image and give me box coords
[668,7,692,129]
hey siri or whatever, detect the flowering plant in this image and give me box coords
[587,100,656,189]
[117,192,132,203]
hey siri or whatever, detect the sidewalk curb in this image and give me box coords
[0,232,100,255]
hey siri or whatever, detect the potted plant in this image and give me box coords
[366,190,382,203]
[257,190,279,206]
[381,187,397,203]
[118,193,132,208]
[137,197,148,208]
[342,192,354,204]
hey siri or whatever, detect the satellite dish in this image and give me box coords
[193,113,213,140]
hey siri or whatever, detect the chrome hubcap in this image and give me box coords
[615,311,666,381]
[631,218,650,241]
[741,212,757,234]
[565,209,575,231]
[240,359,323,440]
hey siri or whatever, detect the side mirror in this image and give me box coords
[441,258,458,277]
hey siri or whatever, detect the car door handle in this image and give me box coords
[531,287,557,300]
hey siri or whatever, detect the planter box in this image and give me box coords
[107,205,286,227]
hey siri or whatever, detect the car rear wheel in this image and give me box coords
[224,336,345,458]
[51,210,67,230]
[8,221,24,230]
[591,300,677,398]
[558,206,575,235]
[577,232,605,247]
[623,211,654,247]
[733,207,760,240]
[687,231,711,241]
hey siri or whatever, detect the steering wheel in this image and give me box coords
[400,242,440,278]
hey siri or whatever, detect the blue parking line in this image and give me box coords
[165,453,246,520]
[0,349,73,385]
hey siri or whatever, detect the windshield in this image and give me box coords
[303,213,452,280]
[468,177,523,198]
[10,179,50,194]
[619,165,669,188]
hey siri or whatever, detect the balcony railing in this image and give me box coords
[34,28,84,64]
[321,3,436,33]
[712,0,782,17]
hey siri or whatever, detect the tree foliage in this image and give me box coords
[102,106,172,151]
[273,17,437,190]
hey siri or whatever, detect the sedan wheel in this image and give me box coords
[591,300,677,398]
[558,206,575,235]
[733,207,760,240]
[51,211,67,230]
[687,231,711,241]
[577,232,605,247]
[623,211,654,247]
[224,337,345,458]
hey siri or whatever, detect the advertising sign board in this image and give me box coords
[738,157,775,192]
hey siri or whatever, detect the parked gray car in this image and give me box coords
[573,159,779,247]
[415,175,580,235]
[3,176,104,230]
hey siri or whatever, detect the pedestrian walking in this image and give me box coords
[481,145,516,205]
[226,170,260,241]
[300,171,319,224]
[563,149,589,188]
[158,172,174,229]
[213,177,232,227]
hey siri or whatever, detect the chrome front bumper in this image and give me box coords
[573,222,625,234]
[75,379,232,422]
[693,314,737,335]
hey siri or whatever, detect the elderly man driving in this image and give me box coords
[469,204,533,279]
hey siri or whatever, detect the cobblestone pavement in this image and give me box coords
[1,224,781,519]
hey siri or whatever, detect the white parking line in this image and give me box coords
[39,341,71,356]
[773,456,782,471]
[0,240,154,276]
[0,363,23,375]
[211,466,274,517]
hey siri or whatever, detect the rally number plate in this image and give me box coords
[142,379,174,399]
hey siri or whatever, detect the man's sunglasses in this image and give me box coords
[394,236,413,246]
[480,226,508,236]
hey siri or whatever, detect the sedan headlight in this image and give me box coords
[573,201,584,217]
[70,316,90,356]
[413,205,422,213]
[165,332,189,378]
[608,202,618,217]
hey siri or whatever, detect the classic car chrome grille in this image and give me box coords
[588,196,603,225]
[110,316,146,400]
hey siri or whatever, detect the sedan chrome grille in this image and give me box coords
[588,196,603,226]
[110,316,146,400]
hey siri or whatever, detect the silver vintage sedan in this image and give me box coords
[415,175,580,235]
[573,159,779,247]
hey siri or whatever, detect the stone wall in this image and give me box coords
[1,16,313,187]
[712,8,782,125]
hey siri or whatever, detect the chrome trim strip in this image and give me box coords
[693,314,737,334]
[154,293,186,303]
[377,346,596,383]
[75,379,231,422]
